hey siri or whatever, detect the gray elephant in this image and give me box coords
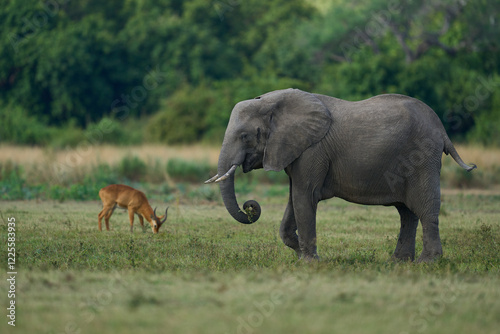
[205,89,476,262]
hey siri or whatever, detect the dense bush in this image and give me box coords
[166,158,212,183]
[117,156,148,182]
[0,0,499,146]
[0,157,214,200]
[147,85,221,144]
[466,89,500,146]
[0,103,52,145]
[0,161,26,199]
[147,76,309,144]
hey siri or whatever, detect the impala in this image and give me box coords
[98,184,168,233]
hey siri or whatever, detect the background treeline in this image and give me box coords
[1,0,499,147]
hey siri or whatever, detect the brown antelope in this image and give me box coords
[98,184,168,233]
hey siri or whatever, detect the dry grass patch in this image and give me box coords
[0,144,220,166]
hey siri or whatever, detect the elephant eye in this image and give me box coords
[257,128,261,141]
[241,132,249,142]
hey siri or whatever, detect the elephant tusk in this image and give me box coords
[204,174,219,184]
[215,165,238,183]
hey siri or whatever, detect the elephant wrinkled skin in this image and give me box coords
[206,89,476,262]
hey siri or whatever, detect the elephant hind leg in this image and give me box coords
[408,172,443,262]
[393,205,419,261]
[410,175,443,262]
[417,212,443,263]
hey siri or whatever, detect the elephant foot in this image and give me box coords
[289,248,319,261]
[300,253,320,262]
[416,251,442,263]
[418,235,443,263]
[293,249,303,259]
[391,251,415,262]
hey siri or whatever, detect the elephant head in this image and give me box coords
[206,88,333,224]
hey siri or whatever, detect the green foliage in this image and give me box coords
[1,147,498,202]
[47,121,86,148]
[117,155,148,182]
[147,84,220,144]
[53,182,99,201]
[166,158,212,183]
[1,0,499,146]
[84,117,131,146]
[0,161,26,199]
[92,163,120,185]
[147,76,309,144]
[466,85,500,146]
[0,103,52,145]
[188,185,220,202]
[0,0,312,128]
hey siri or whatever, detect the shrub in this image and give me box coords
[84,117,144,146]
[466,89,500,147]
[90,163,120,185]
[0,104,52,145]
[117,156,147,182]
[0,162,25,199]
[48,122,85,148]
[166,158,212,183]
[146,84,219,144]
[84,117,126,145]
[146,77,311,145]
[189,185,220,202]
[144,159,166,183]
[48,185,67,202]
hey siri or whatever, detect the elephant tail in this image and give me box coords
[443,136,477,172]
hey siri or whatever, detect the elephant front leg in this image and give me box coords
[279,198,302,258]
[292,187,320,261]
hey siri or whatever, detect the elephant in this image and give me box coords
[205,89,476,262]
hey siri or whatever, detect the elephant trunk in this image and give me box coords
[217,154,261,224]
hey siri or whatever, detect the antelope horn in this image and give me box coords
[160,207,168,224]
[215,165,238,183]
[204,174,219,184]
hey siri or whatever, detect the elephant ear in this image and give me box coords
[263,89,332,171]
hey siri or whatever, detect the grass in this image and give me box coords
[0,189,499,334]
[0,143,499,333]
[0,146,287,201]
[0,144,221,166]
[1,143,499,203]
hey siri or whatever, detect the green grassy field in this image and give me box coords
[1,189,499,334]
